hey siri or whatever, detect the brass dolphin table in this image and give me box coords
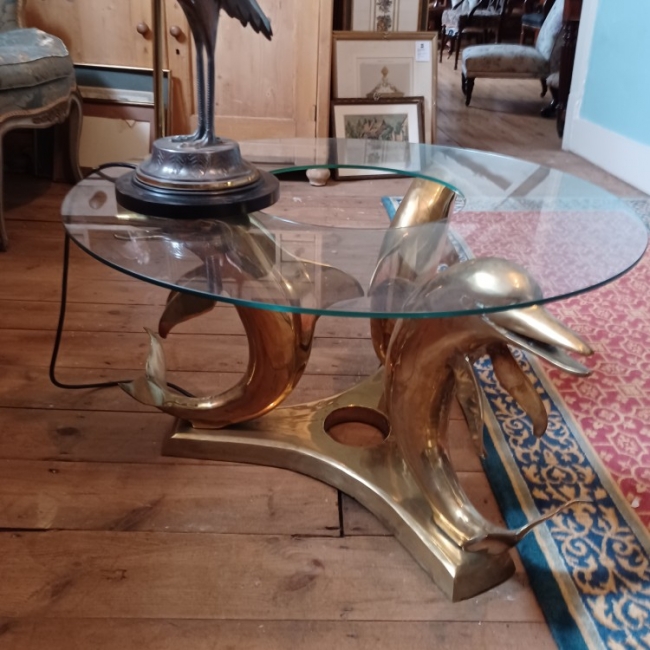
[62,139,647,601]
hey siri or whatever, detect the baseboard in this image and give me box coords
[565,116,650,195]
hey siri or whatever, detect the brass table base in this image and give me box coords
[121,179,592,601]
[164,372,515,602]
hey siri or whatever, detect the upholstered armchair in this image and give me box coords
[461,0,564,106]
[0,0,82,250]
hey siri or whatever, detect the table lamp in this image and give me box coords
[115,0,279,219]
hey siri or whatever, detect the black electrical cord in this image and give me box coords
[49,162,194,398]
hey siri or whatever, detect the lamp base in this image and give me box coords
[115,136,280,219]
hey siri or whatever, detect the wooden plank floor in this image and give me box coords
[0,59,644,649]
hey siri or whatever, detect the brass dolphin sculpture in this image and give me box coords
[384,257,593,554]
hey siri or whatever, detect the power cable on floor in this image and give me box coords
[49,162,193,397]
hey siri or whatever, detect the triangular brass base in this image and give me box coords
[163,372,515,601]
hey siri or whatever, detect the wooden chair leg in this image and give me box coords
[53,90,84,183]
[465,78,475,106]
[0,137,6,252]
[454,32,461,70]
[447,34,455,59]
[541,96,559,118]
[67,89,83,182]
[439,27,445,63]
[541,85,560,118]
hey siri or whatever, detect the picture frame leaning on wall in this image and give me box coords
[332,31,438,144]
[331,96,425,179]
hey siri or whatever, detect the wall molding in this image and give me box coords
[564,117,650,195]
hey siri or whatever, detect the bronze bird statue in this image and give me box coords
[176,0,273,147]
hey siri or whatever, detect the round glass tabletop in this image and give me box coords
[62,139,647,319]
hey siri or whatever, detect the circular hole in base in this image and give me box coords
[324,407,390,448]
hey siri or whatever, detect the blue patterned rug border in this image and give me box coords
[479,350,650,650]
[482,411,593,650]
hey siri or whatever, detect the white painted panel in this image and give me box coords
[80,117,151,169]
[563,0,650,195]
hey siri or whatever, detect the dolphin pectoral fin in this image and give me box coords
[463,498,589,554]
[488,343,548,437]
[159,291,217,338]
[119,375,168,408]
[452,355,487,457]
[143,328,168,385]
[120,328,170,407]
[318,265,365,307]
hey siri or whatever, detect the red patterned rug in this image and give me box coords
[547,206,650,528]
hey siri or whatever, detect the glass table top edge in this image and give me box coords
[61,139,649,319]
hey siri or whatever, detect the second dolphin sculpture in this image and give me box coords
[383,257,593,554]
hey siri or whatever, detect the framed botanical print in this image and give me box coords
[332,32,437,144]
[341,0,428,31]
[332,96,425,141]
[331,96,425,179]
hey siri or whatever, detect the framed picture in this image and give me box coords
[74,64,171,171]
[331,97,425,179]
[332,32,437,144]
[345,0,428,32]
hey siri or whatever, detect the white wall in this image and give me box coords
[563,0,650,195]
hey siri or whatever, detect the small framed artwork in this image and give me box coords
[345,0,429,31]
[332,32,437,144]
[331,96,425,179]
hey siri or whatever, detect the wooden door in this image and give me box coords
[164,1,196,134]
[24,0,333,139]
[24,0,156,69]
[24,0,194,134]
[212,0,333,139]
